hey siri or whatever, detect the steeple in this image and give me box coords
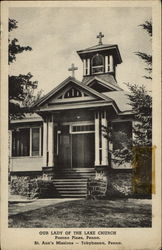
[77,33,122,81]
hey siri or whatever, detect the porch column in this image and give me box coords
[101,110,108,165]
[95,111,100,165]
[48,114,54,167]
[43,118,48,166]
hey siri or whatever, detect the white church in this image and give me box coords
[9,33,134,197]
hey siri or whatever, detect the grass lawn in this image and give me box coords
[9,199,151,228]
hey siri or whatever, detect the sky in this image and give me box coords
[9,7,152,94]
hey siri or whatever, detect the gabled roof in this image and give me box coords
[82,75,123,91]
[33,76,113,108]
[103,91,132,112]
[79,43,115,52]
[32,76,133,114]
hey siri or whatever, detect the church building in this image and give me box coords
[9,33,134,197]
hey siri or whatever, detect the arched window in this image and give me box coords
[64,88,82,98]
[92,54,104,74]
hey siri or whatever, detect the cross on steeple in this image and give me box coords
[68,63,78,78]
[97,32,104,45]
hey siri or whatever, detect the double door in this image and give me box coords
[58,125,94,168]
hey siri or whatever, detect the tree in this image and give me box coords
[127,83,152,146]
[22,89,44,108]
[128,21,152,196]
[9,18,38,120]
[127,20,152,148]
[104,20,152,196]
[104,20,152,166]
[106,21,152,197]
[135,20,152,80]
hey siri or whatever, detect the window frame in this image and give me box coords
[70,122,95,134]
[83,59,90,76]
[11,126,42,158]
[91,54,104,75]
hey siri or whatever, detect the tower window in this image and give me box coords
[105,55,113,73]
[83,59,90,76]
[92,54,104,74]
[85,60,88,75]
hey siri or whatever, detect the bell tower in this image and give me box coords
[77,32,122,89]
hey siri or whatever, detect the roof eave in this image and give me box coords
[10,117,43,124]
[77,45,122,64]
[86,76,123,91]
[34,100,119,114]
[32,76,80,108]
[33,76,113,109]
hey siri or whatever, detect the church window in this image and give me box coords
[92,54,104,74]
[12,127,41,157]
[71,124,95,133]
[64,88,82,98]
[112,122,132,151]
[12,128,30,157]
[32,128,40,156]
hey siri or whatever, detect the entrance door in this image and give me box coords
[72,133,95,168]
[58,126,71,168]
[58,125,95,168]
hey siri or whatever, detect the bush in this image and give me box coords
[87,178,107,199]
[10,177,56,199]
[106,173,132,198]
[106,182,130,198]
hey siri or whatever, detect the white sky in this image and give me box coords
[9,7,152,94]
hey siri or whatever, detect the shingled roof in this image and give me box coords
[82,74,123,90]
[103,90,132,113]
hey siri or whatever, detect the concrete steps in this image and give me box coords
[55,168,95,179]
[53,168,95,198]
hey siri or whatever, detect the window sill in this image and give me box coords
[10,156,43,159]
[92,72,104,75]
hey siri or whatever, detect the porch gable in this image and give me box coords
[33,76,113,109]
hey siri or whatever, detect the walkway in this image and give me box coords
[9,196,82,216]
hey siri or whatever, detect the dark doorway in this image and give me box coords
[72,133,95,168]
[58,126,71,168]
[58,125,95,168]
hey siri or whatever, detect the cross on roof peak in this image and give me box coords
[68,63,78,78]
[97,32,104,45]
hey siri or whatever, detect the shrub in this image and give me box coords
[87,178,107,199]
[10,177,56,199]
[106,172,132,198]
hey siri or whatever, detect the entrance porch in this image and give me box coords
[41,108,110,178]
